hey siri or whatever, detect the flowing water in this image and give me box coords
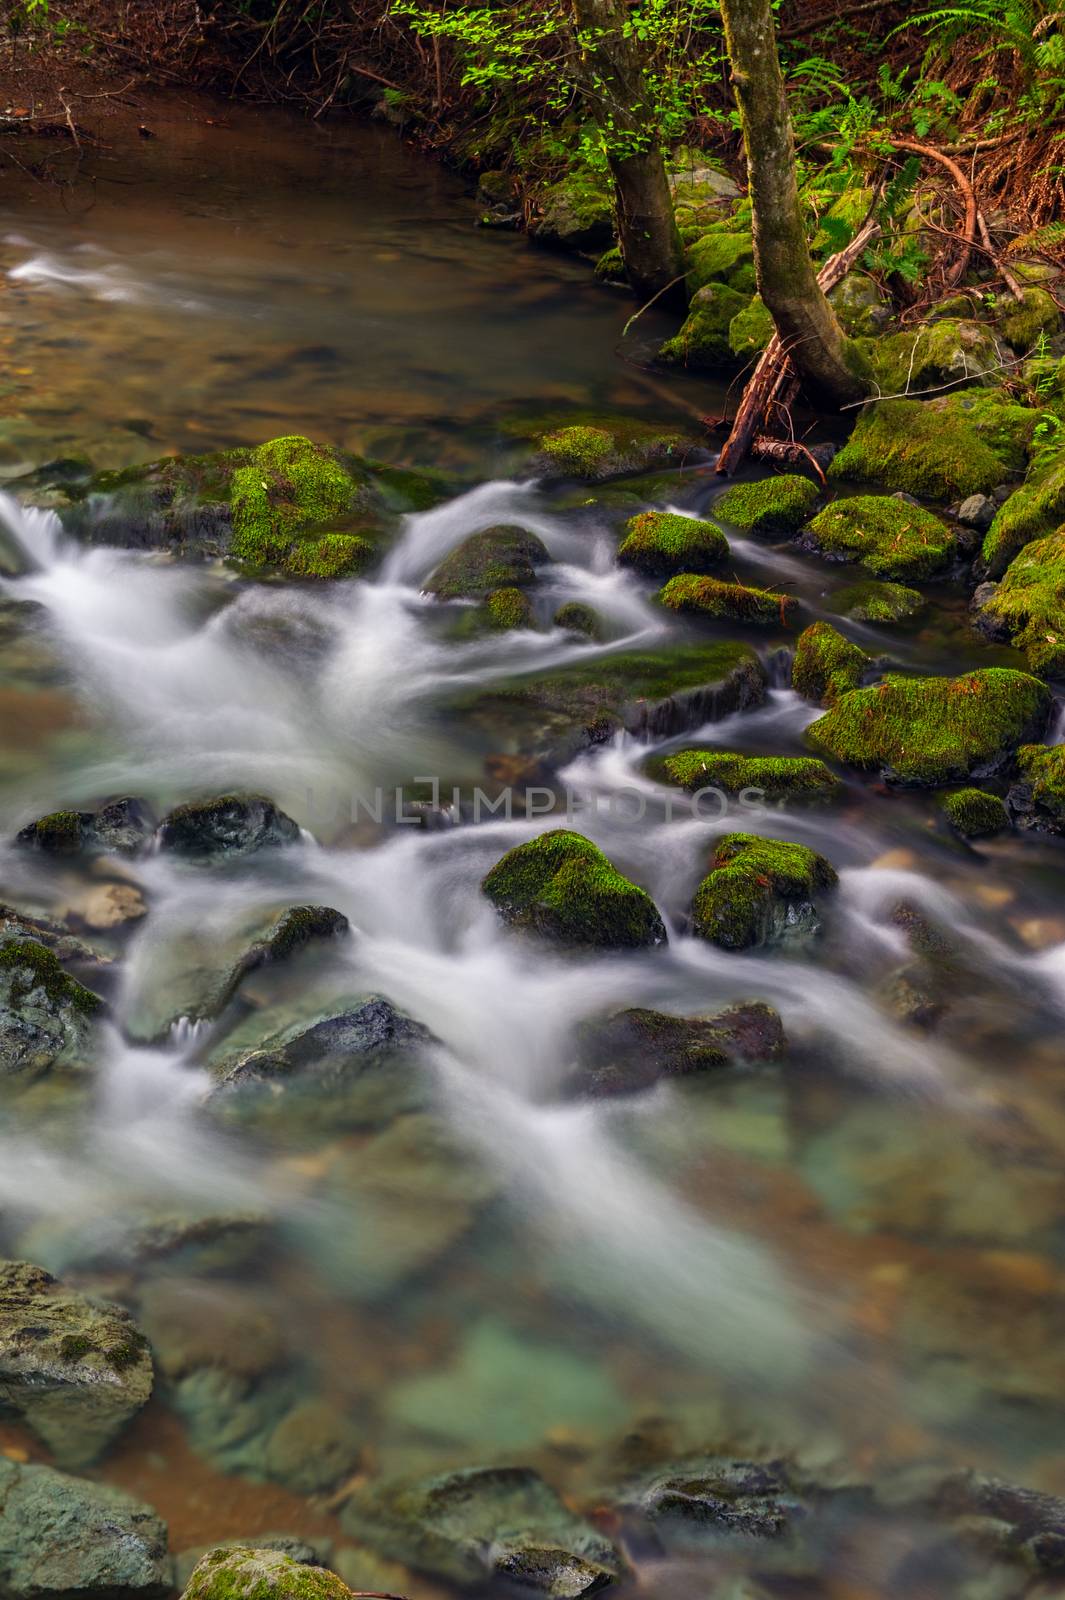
[2,95,1065,1598]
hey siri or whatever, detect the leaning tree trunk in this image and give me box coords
[572,0,687,308]
[717,0,869,409]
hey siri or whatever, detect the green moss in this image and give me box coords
[728,296,774,358]
[539,426,614,477]
[1012,743,1065,828]
[183,1546,352,1600]
[18,809,86,854]
[658,283,748,371]
[807,667,1052,786]
[618,511,728,577]
[981,448,1065,577]
[940,788,1009,839]
[529,415,691,481]
[802,495,957,581]
[229,436,374,573]
[484,587,534,631]
[999,287,1060,353]
[58,1333,94,1362]
[553,602,602,638]
[658,572,797,626]
[829,399,1005,503]
[933,390,1042,475]
[282,534,371,579]
[427,526,549,599]
[979,527,1065,676]
[482,829,666,948]
[534,172,614,251]
[690,832,838,950]
[833,579,924,623]
[713,474,819,535]
[652,748,841,801]
[792,621,872,706]
[686,231,756,295]
[812,186,873,252]
[594,245,626,284]
[0,938,103,1016]
[861,319,1000,396]
[369,461,454,513]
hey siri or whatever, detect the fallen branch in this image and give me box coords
[976,210,1025,302]
[750,435,831,484]
[887,137,977,288]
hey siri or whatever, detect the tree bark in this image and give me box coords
[572,0,687,308]
[717,0,869,409]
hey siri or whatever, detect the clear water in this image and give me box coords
[1,96,1065,1598]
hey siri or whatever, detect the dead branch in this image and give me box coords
[888,137,977,288]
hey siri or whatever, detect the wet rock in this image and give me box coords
[828,399,1006,503]
[531,173,613,253]
[974,526,1065,677]
[1007,743,1065,834]
[341,1465,620,1594]
[617,510,728,577]
[980,446,1065,577]
[650,747,840,802]
[65,882,147,931]
[806,668,1052,786]
[553,601,602,638]
[940,788,1009,840]
[800,496,958,581]
[425,525,549,599]
[792,622,873,707]
[0,938,103,1078]
[174,1541,327,1594]
[0,1259,153,1467]
[690,833,838,951]
[211,997,429,1101]
[157,795,301,859]
[181,1548,350,1600]
[935,1474,1065,1571]
[957,493,996,532]
[0,904,106,965]
[833,579,924,623]
[571,1001,785,1096]
[15,798,155,858]
[482,830,666,948]
[657,572,798,627]
[528,418,693,481]
[619,1455,802,1547]
[18,1209,272,1279]
[0,1458,170,1600]
[712,475,820,536]
[263,1401,361,1494]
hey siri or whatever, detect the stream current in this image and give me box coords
[1,94,1065,1600]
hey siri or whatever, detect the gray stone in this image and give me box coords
[958,494,996,532]
[0,939,103,1078]
[157,795,300,859]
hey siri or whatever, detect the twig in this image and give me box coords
[842,348,1030,408]
[976,210,1025,301]
[621,273,691,336]
[887,137,977,288]
[779,0,895,39]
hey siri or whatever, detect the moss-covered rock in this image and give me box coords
[668,155,740,231]
[553,602,602,638]
[0,1259,152,1467]
[157,795,300,859]
[940,787,1009,839]
[931,390,1043,475]
[686,231,756,295]
[658,572,798,626]
[807,668,1052,786]
[15,798,154,857]
[482,830,666,948]
[182,1547,352,1600]
[833,579,924,623]
[1007,743,1065,834]
[728,296,774,358]
[426,526,550,598]
[593,245,625,284]
[658,283,749,371]
[0,938,103,1078]
[828,399,1006,502]
[532,172,614,253]
[571,1000,784,1096]
[828,272,892,337]
[229,437,379,575]
[617,511,728,577]
[690,832,838,950]
[530,418,692,481]
[713,474,820,535]
[999,287,1061,353]
[976,527,1065,677]
[862,319,1001,395]
[651,747,841,801]
[792,621,872,706]
[981,447,1065,577]
[800,495,958,581]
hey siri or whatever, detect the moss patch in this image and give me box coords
[553,602,602,638]
[833,579,924,623]
[527,415,693,481]
[978,527,1065,677]
[283,534,372,579]
[801,495,957,581]
[658,283,749,371]
[658,572,798,626]
[807,668,1052,786]
[940,788,1009,839]
[0,937,103,1016]
[482,830,666,948]
[829,399,1005,503]
[15,809,87,854]
[713,475,820,535]
[690,832,838,950]
[651,748,840,802]
[427,526,549,599]
[1009,743,1065,832]
[230,436,377,575]
[981,447,1065,577]
[183,1546,353,1600]
[618,511,728,577]
[932,390,1042,476]
[999,287,1060,353]
[729,296,774,358]
[862,319,1000,395]
[792,621,872,706]
[686,231,756,295]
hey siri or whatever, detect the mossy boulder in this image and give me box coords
[16,797,154,857]
[981,448,1065,577]
[617,511,728,577]
[686,231,756,295]
[157,795,300,859]
[800,495,958,581]
[862,319,1001,395]
[553,602,602,638]
[571,1000,785,1096]
[807,668,1053,786]
[426,526,550,598]
[792,621,873,706]
[940,788,1009,839]
[529,418,692,481]
[229,437,378,575]
[593,245,625,284]
[975,528,1065,677]
[658,573,798,626]
[0,938,103,1078]
[931,389,1043,476]
[341,1465,620,1595]
[532,172,614,253]
[454,586,536,635]
[651,747,841,801]
[999,287,1061,353]
[181,1548,352,1600]
[828,399,1006,502]
[0,1459,169,1600]
[833,579,924,623]
[1007,743,1065,834]
[482,830,666,949]
[728,296,774,358]
[0,1259,152,1467]
[658,283,749,371]
[619,1454,805,1545]
[713,474,820,535]
[690,832,838,950]
[828,273,892,337]
[668,155,740,231]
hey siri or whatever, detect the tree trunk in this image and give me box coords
[572,0,687,308]
[717,0,869,409]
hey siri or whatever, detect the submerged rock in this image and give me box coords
[832,578,924,624]
[800,495,958,581]
[828,399,1006,503]
[712,475,820,535]
[341,1465,620,1594]
[1007,743,1065,834]
[212,996,429,1099]
[792,621,873,707]
[482,830,666,948]
[807,669,1052,786]
[617,510,728,577]
[426,525,550,599]
[181,1548,350,1600]
[553,601,602,638]
[157,795,301,859]
[691,833,837,950]
[15,798,155,857]
[619,1455,802,1546]
[0,1259,152,1466]
[657,573,798,626]
[934,1472,1065,1572]
[263,1401,362,1494]
[528,418,693,481]
[981,446,1065,577]
[0,938,103,1078]
[939,787,1009,840]
[651,747,840,802]
[572,1001,785,1095]
[975,527,1065,676]
[0,1458,169,1600]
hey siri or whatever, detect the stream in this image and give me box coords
[2,94,1065,1599]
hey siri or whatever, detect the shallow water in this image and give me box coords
[2,97,1065,1600]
